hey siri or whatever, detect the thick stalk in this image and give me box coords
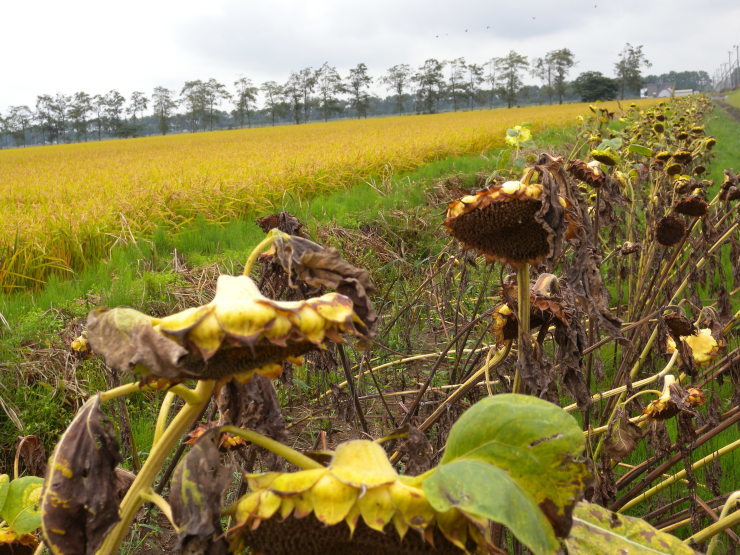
[242,229,289,276]
[512,263,530,394]
[688,508,740,548]
[154,391,176,445]
[97,379,215,554]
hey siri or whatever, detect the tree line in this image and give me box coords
[0,44,709,148]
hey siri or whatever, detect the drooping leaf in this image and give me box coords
[170,427,230,553]
[40,396,121,555]
[565,501,694,554]
[424,459,558,554]
[628,143,653,157]
[0,474,9,512]
[0,476,43,535]
[603,406,645,461]
[438,394,589,537]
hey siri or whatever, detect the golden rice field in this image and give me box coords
[1,99,658,291]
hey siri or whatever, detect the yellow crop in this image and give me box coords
[0,100,658,291]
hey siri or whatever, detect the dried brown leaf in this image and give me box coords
[603,406,644,462]
[170,428,230,554]
[40,397,121,554]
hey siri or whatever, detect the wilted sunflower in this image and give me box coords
[567,159,607,188]
[671,150,693,164]
[674,190,708,217]
[589,149,618,166]
[666,328,723,366]
[85,234,375,383]
[642,376,705,421]
[665,163,682,176]
[229,440,488,553]
[655,215,686,247]
[444,167,567,268]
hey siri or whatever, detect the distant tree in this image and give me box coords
[203,78,230,131]
[181,80,206,131]
[6,105,33,146]
[643,70,712,92]
[152,86,178,135]
[347,63,373,118]
[573,71,618,102]
[447,57,467,112]
[296,67,317,123]
[68,92,93,141]
[233,76,258,128]
[466,63,484,109]
[530,56,553,104]
[127,91,148,136]
[103,90,126,136]
[282,73,304,124]
[413,58,446,114]
[380,64,412,114]
[261,80,283,126]
[549,49,576,104]
[91,94,106,140]
[35,94,57,143]
[495,51,529,108]
[316,62,344,122]
[485,58,497,107]
[614,43,651,99]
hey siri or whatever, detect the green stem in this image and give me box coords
[512,263,530,394]
[98,381,148,402]
[139,488,177,530]
[97,379,215,554]
[705,491,740,554]
[242,228,290,276]
[220,425,323,470]
[154,391,176,445]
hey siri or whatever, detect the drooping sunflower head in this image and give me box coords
[445,161,569,269]
[229,440,486,553]
[85,234,376,384]
[655,215,686,247]
[666,328,723,366]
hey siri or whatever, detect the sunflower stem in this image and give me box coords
[512,263,530,395]
[97,379,215,554]
[242,228,290,276]
[220,425,324,470]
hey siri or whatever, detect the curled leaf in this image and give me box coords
[40,396,121,554]
[271,234,377,344]
[603,406,644,462]
[0,476,43,536]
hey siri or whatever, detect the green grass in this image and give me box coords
[705,104,740,188]
[724,88,740,109]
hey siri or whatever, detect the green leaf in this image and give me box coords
[424,460,558,554]
[506,129,519,137]
[439,394,589,536]
[0,476,43,535]
[566,502,694,554]
[0,474,9,513]
[628,143,653,157]
[598,138,622,150]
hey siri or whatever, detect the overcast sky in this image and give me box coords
[2,0,738,110]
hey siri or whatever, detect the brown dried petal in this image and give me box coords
[663,313,696,339]
[41,397,121,555]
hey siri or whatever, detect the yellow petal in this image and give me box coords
[392,512,409,540]
[256,490,282,520]
[310,294,355,325]
[292,491,313,519]
[269,468,326,496]
[182,309,224,359]
[345,503,361,537]
[330,440,398,488]
[234,491,261,523]
[212,275,277,340]
[308,473,357,525]
[436,508,468,550]
[389,481,435,530]
[279,497,295,520]
[357,486,395,532]
[245,472,280,491]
